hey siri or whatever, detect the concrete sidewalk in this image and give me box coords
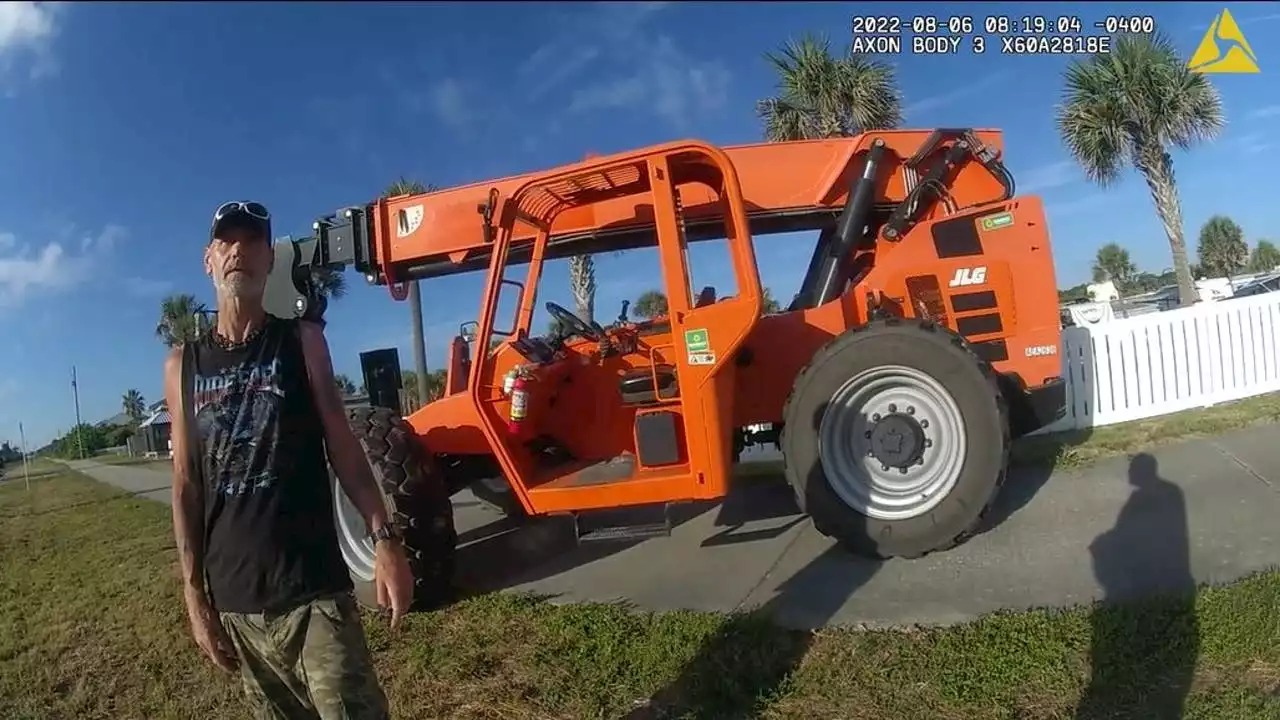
[64,424,1280,630]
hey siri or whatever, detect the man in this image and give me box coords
[164,200,414,719]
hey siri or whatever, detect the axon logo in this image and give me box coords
[948,266,987,287]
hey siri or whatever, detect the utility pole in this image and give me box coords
[18,421,30,492]
[71,366,85,459]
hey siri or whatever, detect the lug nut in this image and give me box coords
[898,467,908,475]
[916,457,925,465]
[888,403,897,413]
[920,419,929,429]
[924,439,933,448]
[872,413,881,422]
[907,406,915,415]
[881,464,890,472]
[865,430,872,439]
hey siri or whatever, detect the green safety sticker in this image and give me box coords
[981,212,1014,231]
[684,328,710,353]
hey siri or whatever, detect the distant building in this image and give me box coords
[1087,280,1119,303]
[135,407,172,457]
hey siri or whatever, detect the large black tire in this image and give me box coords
[333,406,457,611]
[781,318,1010,559]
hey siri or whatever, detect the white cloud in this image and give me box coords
[1045,194,1110,221]
[0,2,61,82]
[1232,132,1273,154]
[0,224,125,308]
[1247,104,1280,120]
[903,72,1012,119]
[1017,160,1080,195]
[428,78,468,128]
[520,2,728,131]
[123,276,173,297]
[566,36,730,130]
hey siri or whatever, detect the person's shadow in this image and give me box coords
[1076,452,1199,719]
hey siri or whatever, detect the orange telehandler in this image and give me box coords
[264,129,1067,608]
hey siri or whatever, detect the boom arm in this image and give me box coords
[265,128,1016,322]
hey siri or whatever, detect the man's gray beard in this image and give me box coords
[217,274,266,301]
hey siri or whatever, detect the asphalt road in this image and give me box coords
[64,424,1280,630]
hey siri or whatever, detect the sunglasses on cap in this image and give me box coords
[210,201,271,242]
[214,201,270,222]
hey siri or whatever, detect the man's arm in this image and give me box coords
[296,321,391,534]
[165,348,206,601]
[165,347,239,671]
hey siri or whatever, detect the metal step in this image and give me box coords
[577,522,672,543]
[573,502,673,543]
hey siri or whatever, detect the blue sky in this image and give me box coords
[1,1,1277,448]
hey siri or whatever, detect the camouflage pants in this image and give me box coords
[219,591,390,720]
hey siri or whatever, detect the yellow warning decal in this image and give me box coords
[1188,8,1260,74]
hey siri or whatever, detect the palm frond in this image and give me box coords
[757,32,901,141]
[1057,31,1223,186]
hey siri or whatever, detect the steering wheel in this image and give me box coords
[545,301,602,341]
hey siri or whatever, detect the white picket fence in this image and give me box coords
[1035,290,1280,434]
[738,290,1280,461]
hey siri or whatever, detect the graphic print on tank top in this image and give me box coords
[192,338,286,497]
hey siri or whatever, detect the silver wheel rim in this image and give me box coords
[334,476,376,582]
[817,364,967,521]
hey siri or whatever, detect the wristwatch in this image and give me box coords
[369,523,404,545]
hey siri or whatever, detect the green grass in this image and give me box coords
[1011,392,1280,471]
[86,454,171,469]
[2,472,1278,719]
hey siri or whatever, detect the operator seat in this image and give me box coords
[618,364,679,405]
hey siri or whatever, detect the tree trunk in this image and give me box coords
[568,255,596,324]
[407,280,428,411]
[1137,146,1197,307]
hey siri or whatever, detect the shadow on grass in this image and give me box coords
[450,500,719,599]
[1076,452,1198,719]
[621,417,1100,719]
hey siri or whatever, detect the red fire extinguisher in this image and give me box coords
[507,371,530,435]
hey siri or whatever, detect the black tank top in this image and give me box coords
[186,315,351,614]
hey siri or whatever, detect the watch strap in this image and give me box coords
[369,523,403,544]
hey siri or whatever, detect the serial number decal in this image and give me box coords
[1025,344,1059,357]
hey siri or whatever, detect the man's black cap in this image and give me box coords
[209,201,272,244]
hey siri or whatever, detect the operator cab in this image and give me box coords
[467,142,762,518]
[504,299,681,407]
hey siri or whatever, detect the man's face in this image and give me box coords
[205,223,273,300]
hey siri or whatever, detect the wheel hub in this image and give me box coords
[816,364,967,521]
[868,412,925,468]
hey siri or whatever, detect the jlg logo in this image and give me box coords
[948,266,987,287]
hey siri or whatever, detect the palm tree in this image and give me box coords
[1091,243,1138,297]
[384,177,438,395]
[757,33,902,141]
[122,389,146,424]
[156,293,211,348]
[1055,32,1225,307]
[311,267,347,300]
[633,290,668,320]
[568,255,596,324]
[761,287,782,314]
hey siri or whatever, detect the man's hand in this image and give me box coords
[374,540,415,629]
[185,592,238,673]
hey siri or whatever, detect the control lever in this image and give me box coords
[617,300,630,324]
